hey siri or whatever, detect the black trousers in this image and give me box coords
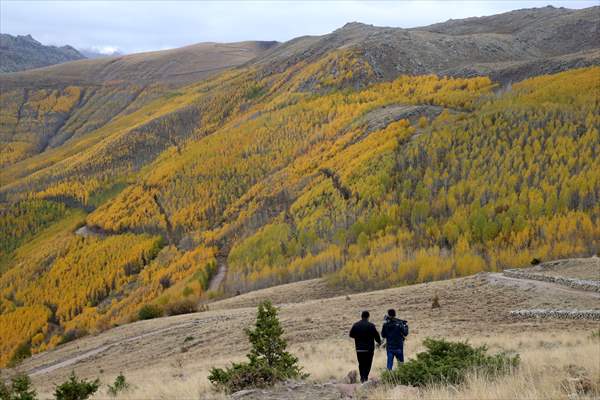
[356,350,374,382]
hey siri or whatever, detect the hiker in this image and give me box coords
[381,309,409,370]
[349,310,382,383]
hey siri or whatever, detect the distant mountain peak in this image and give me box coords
[342,21,370,28]
[0,33,85,73]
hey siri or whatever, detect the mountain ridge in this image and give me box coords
[0,40,279,88]
[0,33,85,73]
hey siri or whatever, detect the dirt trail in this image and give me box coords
[487,273,600,299]
[208,256,227,292]
[28,320,198,377]
[207,246,230,292]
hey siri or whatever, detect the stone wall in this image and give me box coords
[510,309,600,320]
[503,269,600,293]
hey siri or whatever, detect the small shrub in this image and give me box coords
[8,342,32,367]
[431,294,440,309]
[0,380,8,400]
[164,91,183,99]
[164,299,197,316]
[198,303,209,312]
[382,338,519,387]
[137,304,163,320]
[1,374,37,400]
[182,286,194,297]
[208,300,305,393]
[209,359,281,393]
[59,329,88,345]
[54,372,99,400]
[159,276,171,289]
[107,374,129,397]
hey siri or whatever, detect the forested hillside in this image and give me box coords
[0,6,598,368]
[0,41,277,169]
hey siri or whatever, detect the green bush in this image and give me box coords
[137,304,163,320]
[59,329,88,345]
[164,299,197,316]
[382,338,519,387]
[0,374,37,400]
[8,342,32,367]
[107,374,129,397]
[208,300,305,393]
[0,381,7,400]
[54,372,99,400]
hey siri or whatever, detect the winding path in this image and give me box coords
[208,254,228,292]
[487,272,599,299]
[28,320,198,377]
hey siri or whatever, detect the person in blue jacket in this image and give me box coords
[381,309,409,370]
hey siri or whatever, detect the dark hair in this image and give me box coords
[387,309,396,317]
[361,311,370,319]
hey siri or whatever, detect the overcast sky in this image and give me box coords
[1,1,596,54]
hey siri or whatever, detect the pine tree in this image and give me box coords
[208,300,304,392]
[246,300,301,373]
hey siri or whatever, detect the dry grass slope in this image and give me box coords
[3,257,597,399]
[0,41,278,88]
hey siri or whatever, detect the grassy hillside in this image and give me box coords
[0,41,277,170]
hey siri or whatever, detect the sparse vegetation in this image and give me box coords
[208,300,305,392]
[8,342,32,367]
[431,294,440,309]
[382,338,519,387]
[138,304,163,320]
[164,299,197,316]
[53,372,99,400]
[59,329,88,345]
[0,374,37,400]
[107,374,130,397]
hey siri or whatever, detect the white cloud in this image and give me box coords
[91,46,120,55]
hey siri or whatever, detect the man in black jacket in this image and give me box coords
[381,309,408,370]
[349,310,381,382]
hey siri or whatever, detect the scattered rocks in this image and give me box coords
[231,389,258,399]
[503,269,600,293]
[360,378,380,390]
[226,376,390,400]
[335,383,359,398]
[384,384,420,398]
[227,380,350,400]
[344,370,358,384]
[510,309,600,320]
